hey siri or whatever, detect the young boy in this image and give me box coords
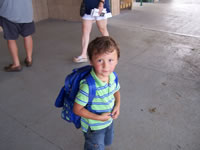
[73,36,120,150]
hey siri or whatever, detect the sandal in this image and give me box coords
[24,58,33,67]
[4,64,22,72]
[73,56,88,63]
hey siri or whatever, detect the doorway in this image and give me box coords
[120,0,132,9]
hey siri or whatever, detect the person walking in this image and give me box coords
[0,0,35,72]
[73,0,112,63]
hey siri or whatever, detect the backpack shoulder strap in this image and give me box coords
[64,65,92,98]
[86,71,118,103]
[85,73,96,104]
[113,72,118,87]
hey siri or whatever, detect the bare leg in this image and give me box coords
[24,35,33,62]
[7,40,20,67]
[81,19,93,58]
[96,19,109,36]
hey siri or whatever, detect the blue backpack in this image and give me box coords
[55,65,118,129]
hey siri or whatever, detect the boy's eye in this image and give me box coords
[97,59,102,63]
[109,59,113,62]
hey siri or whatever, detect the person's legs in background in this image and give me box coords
[24,35,33,66]
[4,21,35,71]
[96,19,109,36]
[7,39,21,68]
[81,19,93,58]
[21,22,35,66]
[73,18,109,63]
[74,19,93,63]
[4,39,22,71]
[2,17,22,71]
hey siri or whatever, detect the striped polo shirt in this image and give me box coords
[75,68,120,132]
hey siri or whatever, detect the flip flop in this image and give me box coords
[73,56,88,63]
[4,64,22,72]
[24,58,33,67]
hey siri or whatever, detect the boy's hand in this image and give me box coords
[111,106,120,119]
[99,112,111,121]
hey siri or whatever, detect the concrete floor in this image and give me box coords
[0,0,200,150]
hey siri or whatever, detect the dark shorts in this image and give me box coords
[0,16,35,40]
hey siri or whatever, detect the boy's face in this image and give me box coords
[90,50,118,82]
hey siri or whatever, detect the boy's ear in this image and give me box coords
[89,57,94,65]
[89,60,93,66]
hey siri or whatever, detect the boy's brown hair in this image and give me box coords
[87,36,120,61]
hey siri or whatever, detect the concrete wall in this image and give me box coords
[47,0,81,21]
[33,0,49,22]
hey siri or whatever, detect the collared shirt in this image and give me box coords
[75,68,120,132]
[0,0,33,23]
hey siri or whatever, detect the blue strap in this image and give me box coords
[113,72,118,88]
[86,74,96,103]
[85,73,96,111]
[85,72,118,112]
[64,65,92,99]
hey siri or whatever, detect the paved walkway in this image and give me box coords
[0,0,200,150]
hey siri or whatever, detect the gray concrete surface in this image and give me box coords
[0,0,200,150]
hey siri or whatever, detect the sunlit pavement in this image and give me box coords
[0,0,199,150]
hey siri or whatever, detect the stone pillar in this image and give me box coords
[131,0,136,10]
[111,0,120,16]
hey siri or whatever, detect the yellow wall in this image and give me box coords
[120,0,132,9]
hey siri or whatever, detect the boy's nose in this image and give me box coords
[103,62,108,68]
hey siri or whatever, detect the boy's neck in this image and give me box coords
[92,68,110,83]
[96,73,110,83]
[100,77,109,83]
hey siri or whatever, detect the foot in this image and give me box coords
[24,58,32,67]
[4,64,22,72]
[73,56,88,63]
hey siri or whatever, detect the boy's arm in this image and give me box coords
[73,102,111,121]
[112,90,120,119]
